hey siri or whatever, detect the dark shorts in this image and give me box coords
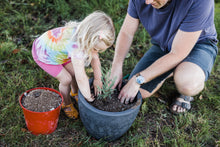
[129,39,218,93]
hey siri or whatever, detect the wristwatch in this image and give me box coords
[135,73,145,85]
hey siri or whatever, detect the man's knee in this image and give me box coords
[174,72,205,96]
[175,80,204,96]
[139,76,170,98]
[140,88,153,98]
[174,62,205,96]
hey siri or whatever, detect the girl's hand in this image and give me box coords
[85,94,95,102]
[93,78,103,96]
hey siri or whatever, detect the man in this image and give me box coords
[110,0,218,114]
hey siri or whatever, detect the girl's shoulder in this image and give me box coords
[41,26,75,38]
[70,49,86,59]
[38,26,75,44]
[38,27,65,40]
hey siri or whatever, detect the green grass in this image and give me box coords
[0,0,220,146]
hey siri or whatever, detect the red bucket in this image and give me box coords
[19,87,63,135]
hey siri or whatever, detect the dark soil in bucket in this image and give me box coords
[89,86,137,112]
[21,89,62,112]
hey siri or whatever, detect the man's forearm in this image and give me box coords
[112,31,134,68]
[139,30,202,84]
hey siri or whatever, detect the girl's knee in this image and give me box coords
[59,74,73,86]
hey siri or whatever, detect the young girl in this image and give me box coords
[32,11,115,119]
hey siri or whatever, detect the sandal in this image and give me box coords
[70,90,78,103]
[62,103,79,119]
[170,94,194,114]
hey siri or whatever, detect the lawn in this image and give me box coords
[0,0,219,146]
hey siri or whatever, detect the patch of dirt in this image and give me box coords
[21,89,62,112]
[89,88,137,112]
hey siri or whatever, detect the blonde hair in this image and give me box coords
[65,11,115,66]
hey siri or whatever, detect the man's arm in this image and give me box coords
[111,13,139,88]
[118,29,202,103]
[140,29,202,83]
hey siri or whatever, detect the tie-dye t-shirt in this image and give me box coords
[34,27,79,65]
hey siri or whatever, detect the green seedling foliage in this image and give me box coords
[97,68,116,100]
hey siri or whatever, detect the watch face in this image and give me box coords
[136,76,145,85]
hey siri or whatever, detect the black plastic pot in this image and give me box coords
[78,79,142,141]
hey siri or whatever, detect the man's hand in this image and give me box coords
[110,65,123,90]
[118,76,140,104]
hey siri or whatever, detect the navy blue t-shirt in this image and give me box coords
[128,0,218,52]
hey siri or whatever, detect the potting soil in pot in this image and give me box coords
[21,89,62,112]
[90,89,137,112]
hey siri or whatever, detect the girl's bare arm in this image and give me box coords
[71,54,94,102]
[91,51,102,95]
